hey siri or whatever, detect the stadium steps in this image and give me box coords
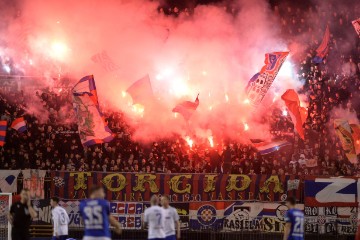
[29,224,53,238]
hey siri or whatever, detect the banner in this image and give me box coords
[22,169,46,199]
[245,52,289,107]
[304,177,359,207]
[304,206,357,235]
[189,201,304,232]
[31,199,52,225]
[0,170,20,193]
[334,119,357,164]
[352,18,360,37]
[50,172,302,202]
[31,199,189,231]
[72,75,113,146]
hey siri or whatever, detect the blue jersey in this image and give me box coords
[80,199,111,238]
[285,208,304,240]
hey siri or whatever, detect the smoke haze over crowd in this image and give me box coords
[0,0,356,143]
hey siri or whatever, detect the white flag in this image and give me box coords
[0,170,21,193]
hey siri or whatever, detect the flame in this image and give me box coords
[243,122,249,131]
[121,91,127,98]
[225,94,229,102]
[185,136,193,148]
[50,41,69,60]
[132,103,144,117]
[174,112,178,118]
[208,136,214,147]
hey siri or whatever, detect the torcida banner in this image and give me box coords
[50,172,302,202]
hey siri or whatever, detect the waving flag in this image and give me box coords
[126,75,153,106]
[250,139,291,155]
[91,50,120,72]
[352,18,360,37]
[0,121,7,147]
[11,117,27,133]
[334,119,357,164]
[313,25,330,63]
[281,89,307,139]
[173,94,199,121]
[246,52,289,107]
[73,75,113,146]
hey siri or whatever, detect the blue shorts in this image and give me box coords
[51,236,68,240]
[165,235,176,240]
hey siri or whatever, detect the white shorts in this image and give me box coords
[83,237,111,240]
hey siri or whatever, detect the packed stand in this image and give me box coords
[0,1,360,176]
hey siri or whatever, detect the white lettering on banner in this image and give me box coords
[315,178,356,203]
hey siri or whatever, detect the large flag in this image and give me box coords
[11,117,27,133]
[91,50,120,72]
[352,18,360,37]
[0,170,21,193]
[250,139,291,155]
[126,75,153,106]
[245,52,289,107]
[172,94,199,121]
[334,119,357,164]
[22,169,46,199]
[73,75,113,146]
[281,89,307,139]
[0,121,7,147]
[313,25,330,63]
[350,124,360,155]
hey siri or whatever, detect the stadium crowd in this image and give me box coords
[0,1,359,177]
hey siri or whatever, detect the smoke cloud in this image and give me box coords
[1,0,304,143]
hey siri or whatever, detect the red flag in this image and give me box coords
[313,25,330,63]
[126,75,153,106]
[172,94,199,121]
[281,89,307,139]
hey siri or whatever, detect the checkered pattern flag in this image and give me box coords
[91,50,120,72]
[53,176,65,187]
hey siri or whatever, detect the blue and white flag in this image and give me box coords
[0,170,21,193]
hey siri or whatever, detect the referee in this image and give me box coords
[8,189,37,240]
